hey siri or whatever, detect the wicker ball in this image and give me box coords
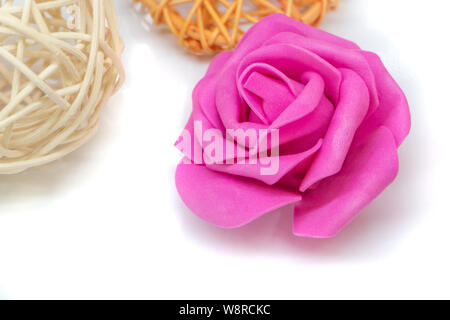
[0,0,124,174]
[135,0,338,54]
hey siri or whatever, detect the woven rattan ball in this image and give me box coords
[0,0,124,174]
[135,0,338,54]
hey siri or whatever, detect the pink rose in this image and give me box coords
[175,14,411,238]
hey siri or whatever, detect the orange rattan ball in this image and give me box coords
[135,0,338,54]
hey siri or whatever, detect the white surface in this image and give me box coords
[0,0,448,299]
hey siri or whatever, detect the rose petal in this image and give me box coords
[237,43,341,104]
[293,126,399,238]
[176,161,302,228]
[276,94,334,151]
[300,68,370,191]
[234,14,359,60]
[235,59,334,152]
[241,68,298,124]
[263,31,380,114]
[195,52,233,131]
[216,60,268,133]
[270,72,325,129]
[206,139,322,185]
[357,51,411,146]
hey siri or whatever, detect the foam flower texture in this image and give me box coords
[175,14,411,238]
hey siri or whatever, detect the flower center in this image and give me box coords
[243,71,298,123]
[238,63,325,129]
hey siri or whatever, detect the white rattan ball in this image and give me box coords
[0,0,124,174]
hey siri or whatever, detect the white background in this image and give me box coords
[0,0,449,299]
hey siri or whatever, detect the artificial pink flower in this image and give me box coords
[175,14,411,238]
